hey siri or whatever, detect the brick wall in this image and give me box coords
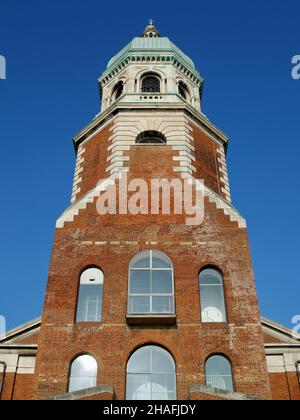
[269,372,300,400]
[31,118,271,400]
[1,372,35,400]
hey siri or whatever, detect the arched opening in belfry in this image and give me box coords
[136,130,167,144]
[111,81,124,101]
[141,73,161,93]
[178,80,190,101]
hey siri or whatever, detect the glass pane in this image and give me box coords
[152,251,172,269]
[200,268,222,285]
[131,251,150,268]
[69,355,97,392]
[71,355,97,377]
[200,285,226,322]
[126,346,176,401]
[206,355,232,376]
[127,347,151,373]
[76,284,103,322]
[69,376,96,392]
[152,296,174,314]
[152,270,173,294]
[87,300,96,317]
[151,392,175,401]
[206,375,233,392]
[127,374,151,400]
[151,374,176,393]
[152,349,175,374]
[129,296,150,314]
[130,270,150,294]
[205,356,233,392]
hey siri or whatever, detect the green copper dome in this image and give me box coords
[107,36,195,72]
[99,22,203,86]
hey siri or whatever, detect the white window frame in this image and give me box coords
[199,268,227,323]
[68,355,98,393]
[76,267,104,323]
[205,355,234,392]
[126,345,177,400]
[128,250,175,315]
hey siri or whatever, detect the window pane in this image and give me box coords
[76,284,103,322]
[200,268,222,285]
[127,347,151,373]
[152,296,174,314]
[129,270,150,294]
[129,296,150,314]
[71,355,97,377]
[126,346,176,401]
[152,270,173,294]
[129,251,174,316]
[131,251,150,268]
[69,376,96,393]
[69,355,97,393]
[200,285,226,322]
[152,349,175,374]
[205,356,233,392]
[152,251,172,268]
[151,374,176,394]
[206,355,232,376]
[127,374,152,400]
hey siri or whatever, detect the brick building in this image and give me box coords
[0,22,299,401]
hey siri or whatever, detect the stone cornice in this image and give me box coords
[73,101,229,151]
[99,54,203,88]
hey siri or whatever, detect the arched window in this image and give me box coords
[296,361,300,384]
[199,268,227,323]
[141,74,161,93]
[205,355,233,392]
[128,250,174,315]
[112,81,123,101]
[178,81,190,100]
[126,345,176,400]
[136,130,166,144]
[76,267,104,322]
[68,355,98,393]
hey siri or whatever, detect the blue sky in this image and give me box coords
[0,0,299,330]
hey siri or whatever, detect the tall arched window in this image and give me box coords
[141,74,161,93]
[128,250,174,315]
[126,345,176,400]
[136,131,166,144]
[112,81,123,101]
[76,267,104,322]
[205,355,233,392]
[68,355,98,393]
[178,81,190,100]
[199,268,227,323]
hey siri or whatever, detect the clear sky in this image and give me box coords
[0,0,299,330]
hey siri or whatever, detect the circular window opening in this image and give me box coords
[136,131,167,144]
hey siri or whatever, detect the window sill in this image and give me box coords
[74,322,103,327]
[126,314,177,326]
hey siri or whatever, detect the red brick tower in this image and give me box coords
[33,22,271,400]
